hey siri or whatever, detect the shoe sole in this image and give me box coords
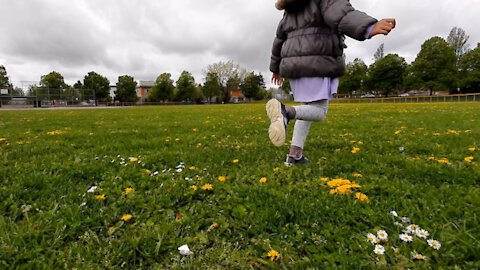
[266,99,286,147]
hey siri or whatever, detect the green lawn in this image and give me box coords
[0,103,479,269]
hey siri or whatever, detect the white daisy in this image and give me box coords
[401,217,411,223]
[394,221,403,227]
[399,233,413,242]
[415,229,429,239]
[406,224,418,234]
[87,186,98,193]
[427,239,441,250]
[413,253,426,260]
[389,211,398,217]
[374,244,385,255]
[377,230,388,240]
[366,233,378,244]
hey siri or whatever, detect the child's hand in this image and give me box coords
[369,19,396,37]
[272,73,284,86]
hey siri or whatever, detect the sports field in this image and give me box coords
[0,102,479,269]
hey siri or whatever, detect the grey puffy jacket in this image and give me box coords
[270,0,377,78]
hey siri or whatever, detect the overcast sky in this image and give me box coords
[1,0,479,89]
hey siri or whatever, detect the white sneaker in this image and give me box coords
[266,98,289,147]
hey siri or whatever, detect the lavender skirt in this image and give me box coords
[289,77,339,102]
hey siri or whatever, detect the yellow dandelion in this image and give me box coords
[175,138,180,142]
[130,158,138,163]
[432,133,441,136]
[197,143,202,147]
[202,184,213,190]
[355,192,369,202]
[329,189,337,195]
[437,158,448,164]
[125,188,134,195]
[267,250,279,261]
[192,128,197,132]
[469,147,476,151]
[428,157,435,161]
[336,185,353,194]
[259,177,267,183]
[327,179,351,188]
[218,176,226,182]
[320,177,328,182]
[190,185,198,191]
[235,145,241,149]
[351,147,360,154]
[464,156,474,162]
[352,173,363,177]
[95,194,106,200]
[121,214,133,221]
[233,159,239,163]
[189,166,196,170]
[358,141,364,145]
[145,169,151,174]
[0,138,6,142]
[273,167,280,172]
[394,130,401,135]
[89,132,93,136]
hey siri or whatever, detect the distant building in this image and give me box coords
[230,90,246,103]
[136,81,155,102]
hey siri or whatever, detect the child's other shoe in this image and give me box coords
[284,155,312,166]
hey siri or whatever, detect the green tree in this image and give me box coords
[0,65,13,95]
[410,37,457,95]
[115,75,138,102]
[175,71,196,102]
[458,43,480,93]
[73,80,83,89]
[240,72,264,101]
[149,73,175,102]
[205,60,247,103]
[39,71,67,101]
[339,58,368,97]
[202,72,222,103]
[84,72,111,102]
[366,54,407,97]
[280,79,291,94]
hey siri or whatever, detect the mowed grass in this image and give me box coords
[0,102,479,269]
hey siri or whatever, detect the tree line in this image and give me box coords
[0,61,268,104]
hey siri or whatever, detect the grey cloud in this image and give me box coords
[0,0,479,87]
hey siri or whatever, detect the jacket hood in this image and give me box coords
[275,0,301,10]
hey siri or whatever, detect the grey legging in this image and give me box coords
[291,100,329,149]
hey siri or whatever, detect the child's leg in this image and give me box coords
[292,100,329,122]
[288,100,329,158]
[290,120,312,157]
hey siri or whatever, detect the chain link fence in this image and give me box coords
[0,88,98,108]
[331,93,480,104]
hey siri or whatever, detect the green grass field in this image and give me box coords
[0,102,479,269]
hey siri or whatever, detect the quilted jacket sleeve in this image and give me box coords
[320,0,377,41]
[270,18,287,74]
